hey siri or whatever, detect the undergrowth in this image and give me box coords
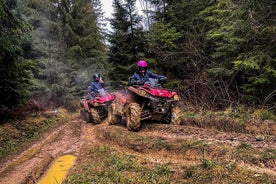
[0,108,73,159]
[182,106,276,135]
[66,143,276,184]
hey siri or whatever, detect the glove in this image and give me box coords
[159,77,168,83]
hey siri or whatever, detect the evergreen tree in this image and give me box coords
[19,0,111,106]
[92,0,108,36]
[63,0,110,95]
[147,0,275,107]
[18,0,72,106]
[147,1,212,97]
[108,0,146,85]
[205,0,276,104]
[0,0,34,107]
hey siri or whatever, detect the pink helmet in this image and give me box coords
[137,60,147,67]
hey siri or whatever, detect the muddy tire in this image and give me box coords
[108,103,121,125]
[170,106,181,125]
[80,109,92,123]
[90,108,101,124]
[125,103,141,131]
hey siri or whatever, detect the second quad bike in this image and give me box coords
[110,79,181,131]
[80,89,116,124]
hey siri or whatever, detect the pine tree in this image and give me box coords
[108,0,146,85]
[205,0,276,104]
[18,0,72,106]
[147,1,211,88]
[92,0,108,36]
[63,0,110,95]
[0,0,34,107]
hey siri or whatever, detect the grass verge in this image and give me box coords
[66,142,276,184]
[0,108,74,159]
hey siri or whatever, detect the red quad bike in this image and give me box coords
[80,89,116,124]
[110,79,181,131]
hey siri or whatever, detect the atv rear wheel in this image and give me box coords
[170,106,181,125]
[125,103,141,131]
[90,108,101,124]
[108,103,121,125]
[80,109,92,123]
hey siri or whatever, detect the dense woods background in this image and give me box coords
[0,0,275,115]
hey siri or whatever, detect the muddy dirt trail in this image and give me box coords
[0,117,275,184]
[0,118,87,184]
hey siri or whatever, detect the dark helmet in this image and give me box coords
[137,60,147,75]
[93,73,100,82]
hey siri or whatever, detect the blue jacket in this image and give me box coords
[129,70,167,85]
[89,81,104,94]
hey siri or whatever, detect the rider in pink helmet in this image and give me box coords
[128,60,167,86]
[137,60,147,67]
[137,60,148,75]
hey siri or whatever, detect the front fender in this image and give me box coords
[80,99,90,111]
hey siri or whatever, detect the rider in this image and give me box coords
[89,73,105,97]
[128,60,167,86]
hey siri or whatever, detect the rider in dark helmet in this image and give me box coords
[88,73,105,97]
[128,60,167,86]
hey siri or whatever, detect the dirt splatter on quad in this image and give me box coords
[110,79,181,131]
[80,91,116,124]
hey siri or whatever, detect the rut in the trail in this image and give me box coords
[0,119,84,184]
[0,116,275,184]
[94,122,276,176]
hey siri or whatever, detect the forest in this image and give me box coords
[0,0,275,115]
[0,1,276,183]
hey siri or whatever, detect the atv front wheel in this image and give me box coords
[108,103,121,125]
[125,103,141,131]
[90,108,101,124]
[80,109,92,123]
[170,106,181,125]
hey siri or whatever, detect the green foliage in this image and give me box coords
[261,149,276,161]
[2,0,275,109]
[60,0,111,96]
[252,109,276,121]
[0,59,35,106]
[149,22,181,50]
[204,0,276,104]
[0,0,35,107]
[0,116,57,158]
[108,0,147,85]
[67,145,172,184]
[17,0,111,107]
[147,0,213,88]
[201,159,218,169]
[146,0,275,106]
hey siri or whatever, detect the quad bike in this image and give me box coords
[80,88,116,124]
[110,79,181,131]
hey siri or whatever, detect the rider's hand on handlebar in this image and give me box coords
[136,80,145,85]
[159,77,168,83]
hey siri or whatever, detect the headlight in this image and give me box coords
[173,95,180,101]
[138,90,147,96]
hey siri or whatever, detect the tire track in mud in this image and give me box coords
[138,124,276,175]
[0,117,275,184]
[0,118,88,184]
[140,124,276,149]
[95,122,276,176]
